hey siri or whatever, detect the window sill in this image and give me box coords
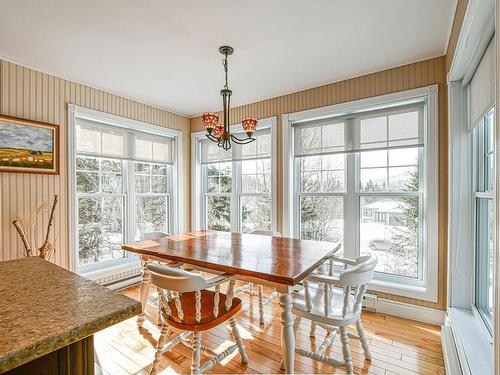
[368,278,437,302]
[448,307,493,375]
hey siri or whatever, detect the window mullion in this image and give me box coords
[231,160,240,232]
[125,160,135,243]
[201,164,207,229]
[293,157,301,238]
[345,151,357,259]
[125,132,136,244]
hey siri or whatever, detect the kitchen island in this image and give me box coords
[0,257,141,375]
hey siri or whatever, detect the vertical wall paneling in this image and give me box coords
[0,60,191,269]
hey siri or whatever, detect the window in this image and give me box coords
[204,161,232,231]
[473,107,495,333]
[286,87,438,299]
[240,133,272,232]
[193,119,276,233]
[295,104,423,278]
[71,113,181,274]
[76,156,125,266]
[135,161,171,236]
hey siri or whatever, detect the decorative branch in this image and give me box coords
[38,195,58,259]
[12,220,33,257]
[44,195,58,243]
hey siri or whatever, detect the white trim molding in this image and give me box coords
[441,323,464,375]
[447,80,474,310]
[447,308,493,375]
[377,298,446,326]
[363,292,446,326]
[282,85,440,302]
[495,2,500,374]
[448,0,495,83]
[446,1,497,374]
[68,105,183,138]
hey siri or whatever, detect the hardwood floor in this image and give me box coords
[94,284,445,375]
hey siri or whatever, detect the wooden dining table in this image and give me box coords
[122,230,341,374]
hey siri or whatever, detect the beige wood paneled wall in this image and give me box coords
[191,56,448,309]
[0,60,191,269]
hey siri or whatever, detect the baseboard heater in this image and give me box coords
[104,274,142,291]
[362,293,378,311]
[94,268,142,291]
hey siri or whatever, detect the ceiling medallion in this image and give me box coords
[202,46,257,150]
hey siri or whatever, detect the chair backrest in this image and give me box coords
[147,263,235,323]
[304,255,377,318]
[337,255,377,288]
[148,263,206,292]
[141,232,169,241]
[250,230,282,237]
[338,255,377,317]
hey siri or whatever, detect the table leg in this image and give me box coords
[137,255,150,327]
[278,287,295,374]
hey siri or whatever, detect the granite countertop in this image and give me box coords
[0,257,141,373]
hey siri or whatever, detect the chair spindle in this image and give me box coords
[213,284,220,318]
[175,292,184,321]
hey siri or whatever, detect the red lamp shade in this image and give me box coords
[242,118,258,137]
[202,112,219,133]
[213,124,225,138]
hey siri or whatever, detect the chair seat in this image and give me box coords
[163,290,242,331]
[293,284,357,322]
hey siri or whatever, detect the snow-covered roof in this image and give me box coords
[361,200,406,213]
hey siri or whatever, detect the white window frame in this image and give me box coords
[446,2,496,374]
[472,107,495,334]
[191,117,278,232]
[68,105,184,276]
[283,85,439,302]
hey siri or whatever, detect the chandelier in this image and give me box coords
[202,46,258,150]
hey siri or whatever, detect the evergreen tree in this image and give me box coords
[388,169,419,277]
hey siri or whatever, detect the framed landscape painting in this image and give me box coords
[0,115,59,174]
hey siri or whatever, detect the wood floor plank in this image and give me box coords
[93,285,444,374]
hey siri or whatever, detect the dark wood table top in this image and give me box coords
[122,230,341,286]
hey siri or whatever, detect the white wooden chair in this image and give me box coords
[234,230,281,325]
[140,232,182,326]
[290,255,377,375]
[147,264,248,375]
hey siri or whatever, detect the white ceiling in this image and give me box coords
[0,0,456,117]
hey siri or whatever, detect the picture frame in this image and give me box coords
[0,115,60,175]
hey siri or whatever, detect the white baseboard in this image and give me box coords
[377,298,446,325]
[441,324,463,375]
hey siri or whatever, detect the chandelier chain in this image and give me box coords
[222,53,229,89]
